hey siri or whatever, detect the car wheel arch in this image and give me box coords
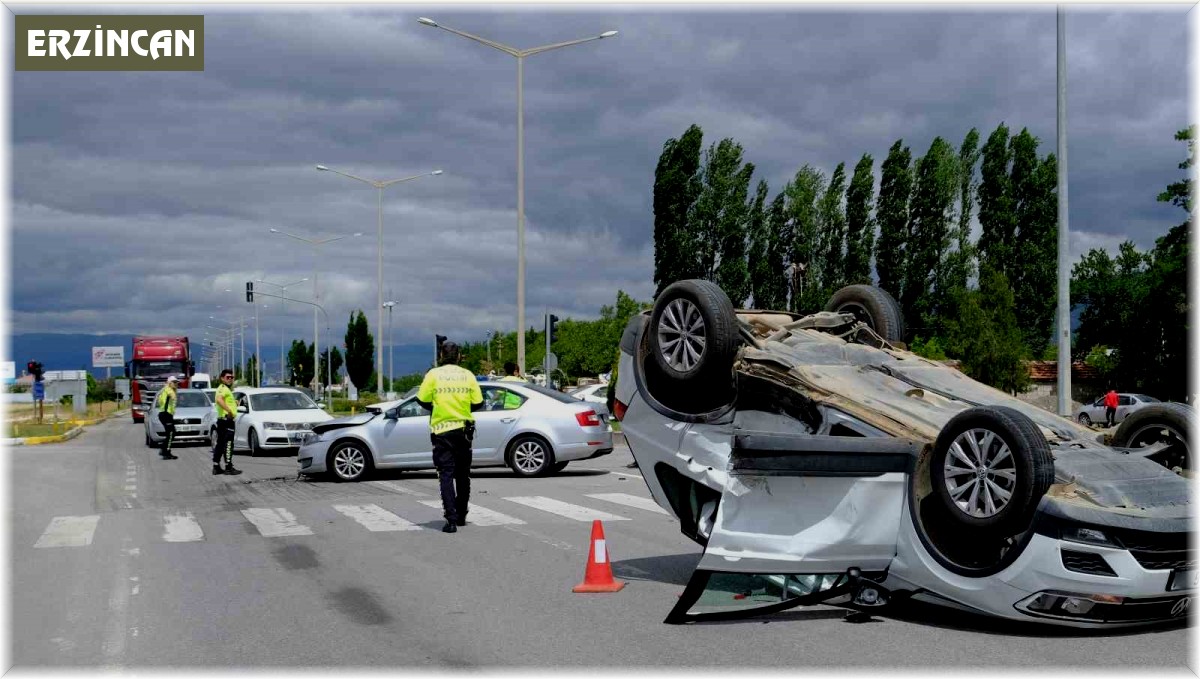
[326,436,375,481]
[506,433,555,476]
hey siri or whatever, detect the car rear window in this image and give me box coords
[1134,394,1160,403]
[522,383,579,404]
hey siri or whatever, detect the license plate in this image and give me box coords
[1168,568,1198,592]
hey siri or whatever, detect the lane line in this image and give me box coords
[607,470,643,480]
[585,492,669,514]
[333,504,422,532]
[417,500,526,526]
[240,508,313,537]
[162,512,204,542]
[502,496,629,522]
[34,515,101,548]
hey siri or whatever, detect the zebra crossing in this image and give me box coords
[29,493,668,548]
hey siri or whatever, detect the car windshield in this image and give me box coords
[521,383,578,404]
[249,392,319,411]
[135,361,186,378]
[176,392,209,408]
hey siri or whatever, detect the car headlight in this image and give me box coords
[301,431,323,446]
[263,421,286,430]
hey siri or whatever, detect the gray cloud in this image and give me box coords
[8,5,1189,353]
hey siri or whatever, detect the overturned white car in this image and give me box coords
[613,279,1194,627]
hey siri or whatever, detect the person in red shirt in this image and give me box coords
[1104,389,1119,427]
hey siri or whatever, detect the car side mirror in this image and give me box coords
[384,408,399,420]
[237,405,248,414]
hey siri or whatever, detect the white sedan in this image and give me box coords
[224,387,333,456]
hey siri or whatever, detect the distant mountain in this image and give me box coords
[8,333,437,380]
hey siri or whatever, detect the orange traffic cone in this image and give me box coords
[572,519,626,593]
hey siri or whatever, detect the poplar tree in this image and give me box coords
[903,137,957,331]
[945,128,980,292]
[1010,131,1058,356]
[978,123,1015,279]
[746,180,777,308]
[652,124,704,295]
[844,153,876,285]
[786,165,826,313]
[760,191,790,309]
[816,162,848,297]
[344,310,375,390]
[875,140,912,301]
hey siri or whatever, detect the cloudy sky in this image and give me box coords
[5,3,1192,371]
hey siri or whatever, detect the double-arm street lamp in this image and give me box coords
[269,228,362,396]
[316,164,442,397]
[257,277,308,385]
[418,17,617,375]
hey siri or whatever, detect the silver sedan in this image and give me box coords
[1074,392,1160,427]
[298,381,613,481]
[144,389,215,447]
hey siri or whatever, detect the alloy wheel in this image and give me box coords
[942,428,1018,519]
[657,298,706,372]
[333,445,366,480]
[513,440,547,474]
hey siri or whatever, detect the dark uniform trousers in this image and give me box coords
[431,427,472,523]
[214,418,236,467]
[1105,407,1117,427]
[157,412,176,458]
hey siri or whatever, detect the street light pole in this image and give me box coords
[270,228,361,397]
[383,299,399,395]
[316,164,442,398]
[418,17,617,376]
[257,277,308,385]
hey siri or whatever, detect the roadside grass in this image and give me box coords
[5,400,127,438]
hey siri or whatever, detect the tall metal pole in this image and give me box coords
[517,55,527,376]
[1056,6,1072,416]
[239,317,245,382]
[377,186,385,398]
[313,263,320,397]
[388,303,394,393]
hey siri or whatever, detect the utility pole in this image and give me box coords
[1056,5,1072,416]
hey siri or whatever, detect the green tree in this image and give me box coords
[286,339,313,388]
[903,137,957,334]
[816,162,848,298]
[687,137,754,304]
[875,140,912,299]
[746,180,777,307]
[945,128,980,292]
[786,165,826,313]
[942,267,1031,394]
[760,192,791,309]
[653,124,705,295]
[344,310,375,390]
[1011,136,1059,356]
[978,123,1015,278]
[844,153,875,285]
[1157,125,1195,211]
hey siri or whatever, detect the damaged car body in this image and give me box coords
[615,279,1194,627]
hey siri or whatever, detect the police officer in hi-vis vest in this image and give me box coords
[417,341,483,533]
[155,375,180,460]
[212,369,243,476]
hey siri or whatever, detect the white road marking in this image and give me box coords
[123,485,137,492]
[367,480,428,497]
[608,470,644,480]
[240,508,313,537]
[333,504,422,532]
[34,515,100,548]
[585,492,669,514]
[418,501,526,526]
[162,512,204,542]
[502,496,629,522]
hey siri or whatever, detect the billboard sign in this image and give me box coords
[92,346,125,368]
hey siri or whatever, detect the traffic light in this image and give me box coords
[246,281,254,303]
[547,314,560,344]
[26,361,44,382]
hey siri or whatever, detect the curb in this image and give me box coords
[7,409,130,446]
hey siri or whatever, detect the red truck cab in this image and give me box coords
[126,336,193,422]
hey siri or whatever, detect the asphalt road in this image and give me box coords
[9,419,1194,671]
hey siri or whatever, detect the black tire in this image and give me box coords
[248,429,262,457]
[145,430,156,448]
[1077,413,1092,426]
[551,461,569,473]
[929,406,1055,535]
[508,435,554,477]
[648,280,739,395]
[1113,403,1193,471]
[824,284,904,343]
[327,440,373,482]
